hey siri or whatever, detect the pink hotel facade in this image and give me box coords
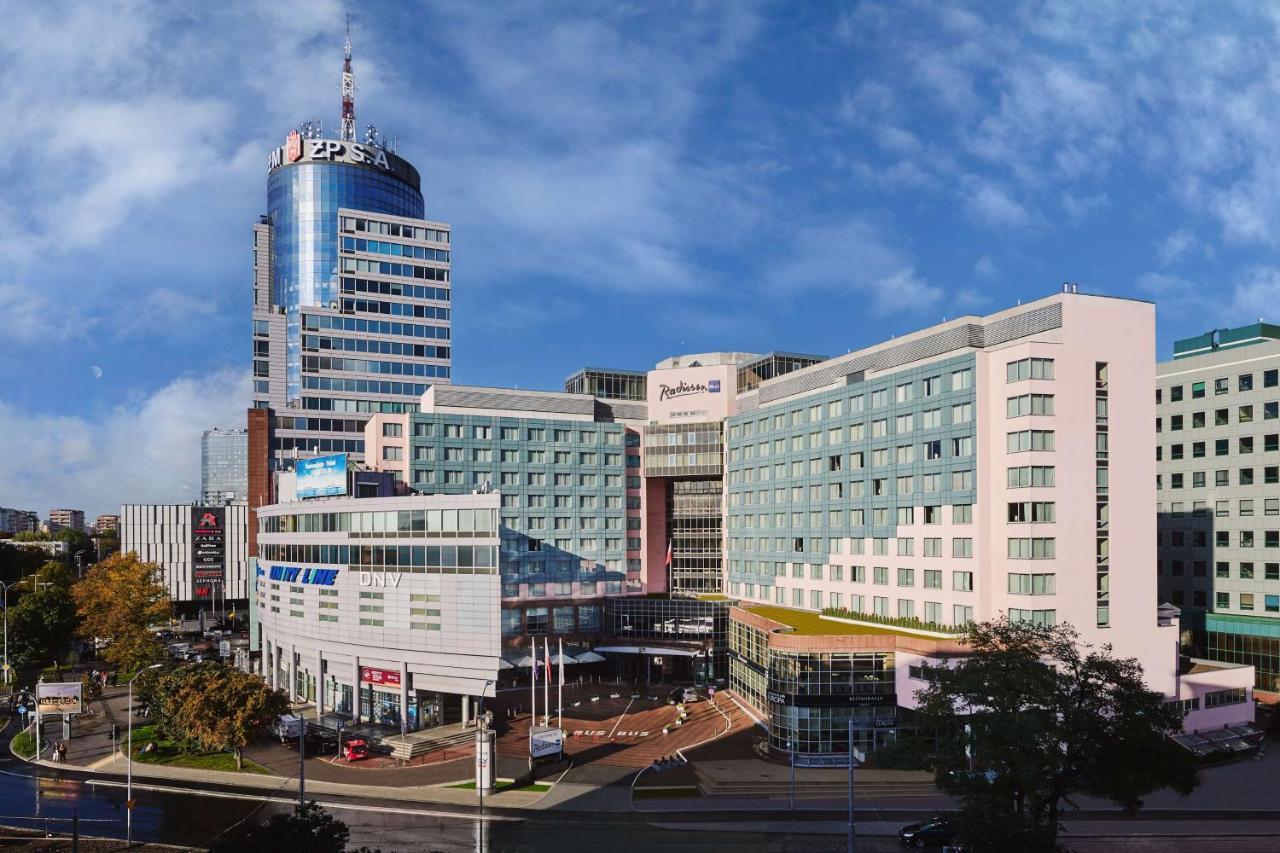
[359,289,1253,756]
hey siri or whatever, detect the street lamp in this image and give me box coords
[127,664,163,844]
[478,679,494,851]
[1,581,13,686]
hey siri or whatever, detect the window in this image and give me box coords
[1192,381,1205,398]
[1240,373,1254,392]
[952,537,973,557]
[952,369,973,390]
[1215,377,1229,395]
[924,569,942,589]
[1007,466,1055,487]
[953,571,973,592]
[1006,394,1055,417]
[1170,385,1184,402]
[1008,573,1056,595]
[1266,369,1278,388]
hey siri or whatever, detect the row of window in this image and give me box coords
[413,423,625,444]
[340,256,451,281]
[1161,432,1280,459]
[1160,371,1277,403]
[1160,561,1280,579]
[727,367,974,439]
[340,216,449,243]
[303,376,434,394]
[258,543,498,570]
[341,236,450,262]
[305,333,449,360]
[1160,498,1280,517]
[1213,592,1280,613]
[729,404,976,460]
[341,276,449,302]
[303,313,451,340]
[1006,357,1055,382]
[341,297,450,319]
[1160,407,1280,431]
[1163,466,1280,489]
[741,582,979,625]
[261,507,497,535]
[303,356,448,377]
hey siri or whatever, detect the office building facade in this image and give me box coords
[202,428,249,504]
[121,503,249,612]
[1156,323,1280,692]
[251,40,451,471]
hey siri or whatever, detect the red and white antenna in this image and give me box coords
[340,14,356,142]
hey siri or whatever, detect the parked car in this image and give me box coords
[669,687,698,704]
[271,714,303,742]
[305,727,339,755]
[898,817,955,848]
[341,737,370,762]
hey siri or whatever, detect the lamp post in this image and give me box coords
[127,664,163,844]
[478,679,494,853]
[1,581,12,686]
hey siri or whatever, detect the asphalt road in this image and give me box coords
[4,716,1280,852]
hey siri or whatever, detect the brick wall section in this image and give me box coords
[246,407,273,557]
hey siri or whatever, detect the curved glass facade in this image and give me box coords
[268,162,425,400]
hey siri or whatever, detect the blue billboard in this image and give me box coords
[296,453,348,499]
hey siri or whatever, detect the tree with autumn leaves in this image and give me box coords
[72,552,171,672]
[137,663,290,770]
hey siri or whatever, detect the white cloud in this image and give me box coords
[0,370,251,520]
[1227,267,1280,323]
[963,178,1035,229]
[973,256,1000,281]
[0,284,97,343]
[1156,229,1196,266]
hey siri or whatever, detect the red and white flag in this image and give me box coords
[545,638,552,683]
[665,541,673,567]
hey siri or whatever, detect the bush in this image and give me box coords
[12,730,35,759]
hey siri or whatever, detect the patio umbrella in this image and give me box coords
[575,651,606,663]
[513,655,535,667]
[550,653,576,665]
[497,659,514,670]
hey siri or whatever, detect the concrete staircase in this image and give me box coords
[378,722,475,760]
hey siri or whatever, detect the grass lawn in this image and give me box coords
[11,730,35,760]
[447,778,552,793]
[128,723,273,774]
[633,787,703,800]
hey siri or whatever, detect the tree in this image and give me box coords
[914,619,1197,852]
[72,552,171,671]
[168,665,291,769]
[210,801,350,853]
[12,531,49,542]
[0,542,46,584]
[7,581,77,669]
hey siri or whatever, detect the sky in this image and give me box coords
[3,0,1280,520]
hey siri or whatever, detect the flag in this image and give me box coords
[664,541,672,567]
[558,638,565,686]
[532,649,538,682]
[545,638,552,683]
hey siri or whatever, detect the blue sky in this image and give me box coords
[3,0,1280,519]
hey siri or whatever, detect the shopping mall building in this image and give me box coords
[251,289,1258,754]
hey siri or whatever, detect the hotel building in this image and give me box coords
[1156,323,1280,693]
[251,290,1256,756]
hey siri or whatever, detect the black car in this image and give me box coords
[898,817,955,848]
[304,727,339,755]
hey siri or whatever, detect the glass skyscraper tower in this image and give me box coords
[251,38,451,471]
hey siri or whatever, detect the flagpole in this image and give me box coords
[557,637,564,729]
[530,642,536,729]
[542,638,550,727]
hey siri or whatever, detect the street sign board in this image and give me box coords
[529,725,563,759]
[36,682,83,715]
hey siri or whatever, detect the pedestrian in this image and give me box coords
[50,743,60,763]
[57,742,67,763]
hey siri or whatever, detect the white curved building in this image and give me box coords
[255,493,500,733]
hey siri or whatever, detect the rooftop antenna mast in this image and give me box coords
[341,14,356,142]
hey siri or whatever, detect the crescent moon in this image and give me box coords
[91,365,103,379]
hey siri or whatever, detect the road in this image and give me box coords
[3,717,1280,851]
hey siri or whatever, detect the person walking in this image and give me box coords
[57,742,67,763]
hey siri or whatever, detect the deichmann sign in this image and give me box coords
[267,130,421,191]
[360,667,401,688]
[657,379,721,402]
[36,682,83,715]
[191,507,225,588]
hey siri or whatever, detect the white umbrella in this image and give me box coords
[513,655,535,668]
[575,651,606,664]
[498,659,514,670]
[550,653,576,665]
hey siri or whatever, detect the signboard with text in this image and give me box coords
[296,453,348,499]
[360,667,401,688]
[36,682,83,715]
[191,506,225,590]
[529,725,564,759]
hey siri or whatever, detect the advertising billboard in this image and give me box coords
[360,667,401,688]
[296,453,348,499]
[191,506,225,589]
[36,682,83,715]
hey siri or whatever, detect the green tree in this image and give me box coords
[12,531,49,542]
[72,552,171,671]
[7,581,77,669]
[210,801,350,853]
[0,542,46,584]
[915,619,1196,852]
[169,666,291,769]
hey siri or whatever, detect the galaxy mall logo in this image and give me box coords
[658,379,720,402]
[268,136,391,174]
